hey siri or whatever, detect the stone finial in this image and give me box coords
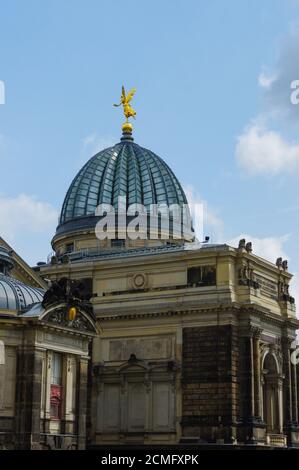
[238,239,246,250]
[276,257,283,268]
[282,260,288,271]
[245,242,252,253]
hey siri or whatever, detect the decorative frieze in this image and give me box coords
[108,335,173,362]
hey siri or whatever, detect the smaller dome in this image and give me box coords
[0,246,44,311]
[0,274,44,311]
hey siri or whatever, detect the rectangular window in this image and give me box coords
[187,266,216,286]
[50,353,63,419]
[51,353,62,385]
[111,239,125,248]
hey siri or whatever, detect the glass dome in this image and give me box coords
[56,136,190,239]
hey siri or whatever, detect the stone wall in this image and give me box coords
[181,324,239,443]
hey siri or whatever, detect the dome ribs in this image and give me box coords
[56,139,190,238]
[112,143,128,208]
[127,143,142,207]
[135,144,156,208]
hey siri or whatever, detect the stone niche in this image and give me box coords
[106,335,174,362]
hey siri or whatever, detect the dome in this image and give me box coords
[56,134,190,239]
[0,274,44,311]
[0,246,44,311]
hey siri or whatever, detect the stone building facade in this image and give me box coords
[0,244,97,449]
[41,239,299,448]
[0,125,298,449]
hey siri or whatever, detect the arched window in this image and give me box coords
[262,353,280,434]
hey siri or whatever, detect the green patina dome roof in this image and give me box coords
[56,136,189,237]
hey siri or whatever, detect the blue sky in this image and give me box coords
[0,0,299,296]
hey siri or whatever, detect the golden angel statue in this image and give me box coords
[114,86,137,121]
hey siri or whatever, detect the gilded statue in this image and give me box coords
[114,86,137,122]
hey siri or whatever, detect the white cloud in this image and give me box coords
[258,69,277,89]
[0,194,58,264]
[82,133,115,155]
[291,272,299,303]
[238,30,299,177]
[82,133,115,160]
[0,194,58,237]
[236,122,299,175]
[229,233,290,264]
[261,30,299,123]
[184,185,224,243]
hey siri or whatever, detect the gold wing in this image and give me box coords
[126,87,136,103]
[113,85,125,106]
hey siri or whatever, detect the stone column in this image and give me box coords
[252,329,262,420]
[15,346,44,449]
[241,333,255,421]
[278,376,284,433]
[0,341,5,411]
[291,362,298,423]
[120,374,127,435]
[77,356,89,449]
[249,335,255,418]
[144,372,151,434]
[63,355,76,434]
[281,336,293,425]
[240,325,264,442]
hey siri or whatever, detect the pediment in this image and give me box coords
[40,303,97,333]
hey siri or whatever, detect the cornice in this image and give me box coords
[96,302,299,329]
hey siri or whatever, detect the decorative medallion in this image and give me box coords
[132,273,146,289]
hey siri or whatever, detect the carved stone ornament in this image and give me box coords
[239,262,260,289]
[278,279,295,304]
[43,307,95,332]
[42,277,94,314]
[248,325,263,339]
[132,273,146,289]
